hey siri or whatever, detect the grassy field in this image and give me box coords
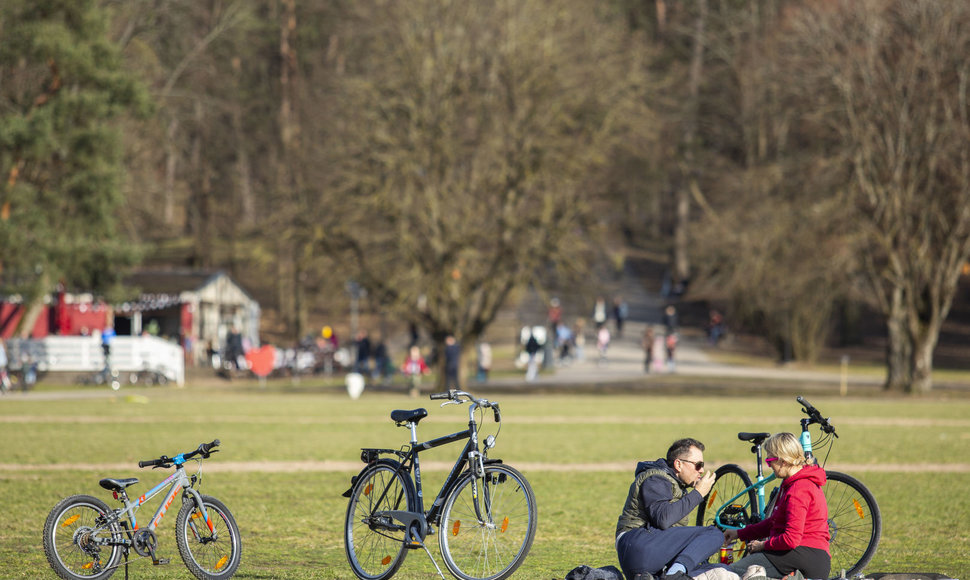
[2,382,968,579]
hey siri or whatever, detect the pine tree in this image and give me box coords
[0,0,149,334]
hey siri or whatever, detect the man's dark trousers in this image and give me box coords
[616,525,723,579]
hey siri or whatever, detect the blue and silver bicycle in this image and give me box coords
[43,440,241,580]
[696,397,881,579]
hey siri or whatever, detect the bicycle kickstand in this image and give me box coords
[413,538,446,580]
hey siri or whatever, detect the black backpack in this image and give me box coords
[564,564,626,580]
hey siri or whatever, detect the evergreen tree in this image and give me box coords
[0,0,149,333]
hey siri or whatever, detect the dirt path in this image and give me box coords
[3,414,970,427]
[3,459,968,473]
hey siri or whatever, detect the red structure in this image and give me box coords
[0,294,111,340]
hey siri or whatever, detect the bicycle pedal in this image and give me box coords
[406,540,424,549]
[152,557,171,565]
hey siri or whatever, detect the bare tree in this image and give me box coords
[782,1,970,392]
[315,0,650,381]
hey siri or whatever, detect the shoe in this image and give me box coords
[663,572,692,580]
[692,567,741,580]
[742,565,767,580]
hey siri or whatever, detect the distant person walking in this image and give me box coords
[101,324,116,368]
[524,330,541,382]
[444,334,461,388]
[354,330,372,375]
[597,325,611,365]
[707,309,726,346]
[642,326,655,372]
[613,296,628,338]
[663,305,679,336]
[224,325,244,372]
[402,346,429,398]
[593,296,608,329]
[573,318,587,361]
[476,341,492,383]
[665,332,678,372]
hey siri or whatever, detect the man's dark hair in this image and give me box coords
[666,438,705,465]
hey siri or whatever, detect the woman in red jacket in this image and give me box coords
[724,432,830,579]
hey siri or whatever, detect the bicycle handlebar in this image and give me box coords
[797,396,837,436]
[430,389,501,422]
[138,439,221,469]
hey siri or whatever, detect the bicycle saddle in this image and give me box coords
[391,408,428,424]
[99,477,139,492]
[737,432,771,445]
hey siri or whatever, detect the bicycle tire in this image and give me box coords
[439,464,538,580]
[43,494,123,580]
[344,459,416,580]
[175,494,242,580]
[696,464,757,529]
[824,470,880,578]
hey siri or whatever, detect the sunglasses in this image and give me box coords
[765,457,782,465]
[678,458,704,470]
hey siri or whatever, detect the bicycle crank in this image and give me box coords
[131,529,158,558]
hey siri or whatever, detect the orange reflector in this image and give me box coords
[364,483,373,496]
[192,511,202,520]
[216,556,228,570]
[853,499,865,519]
[501,516,509,533]
[82,562,94,570]
[707,490,718,509]
[452,521,461,536]
[382,555,392,566]
[62,515,81,527]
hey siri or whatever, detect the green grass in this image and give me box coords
[2,385,968,579]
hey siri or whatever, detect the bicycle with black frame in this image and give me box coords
[342,388,538,580]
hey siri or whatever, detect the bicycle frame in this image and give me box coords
[370,401,492,529]
[110,465,211,536]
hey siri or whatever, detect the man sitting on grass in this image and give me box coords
[615,438,725,580]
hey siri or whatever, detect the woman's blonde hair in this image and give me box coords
[764,432,809,466]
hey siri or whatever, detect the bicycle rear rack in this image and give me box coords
[359,448,408,464]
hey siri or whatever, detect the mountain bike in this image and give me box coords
[343,388,538,580]
[43,440,242,580]
[696,397,881,579]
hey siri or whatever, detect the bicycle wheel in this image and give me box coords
[345,459,416,580]
[43,494,123,580]
[439,464,537,580]
[696,464,757,529]
[824,471,881,578]
[175,494,242,580]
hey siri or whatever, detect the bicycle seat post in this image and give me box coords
[407,421,419,445]
[754,442,765,480]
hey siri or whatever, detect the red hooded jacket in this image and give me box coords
[738,464,830,553]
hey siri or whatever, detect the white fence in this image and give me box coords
[6,335,185,386]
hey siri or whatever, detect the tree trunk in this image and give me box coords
[164,116,178,225]
[885,284,943,394]
[277,0,300,339]
[674,0,707,285]
[884,289,912,392]
[14,278,50,339]
[911,333,935,394]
